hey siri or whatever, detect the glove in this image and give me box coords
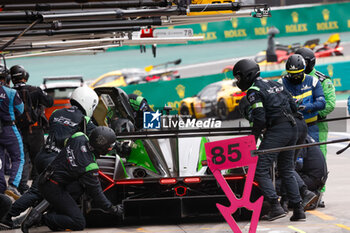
[298,105,306,111]
[108,204,124,216]
[114,141,132,157]
[302,103,314,112]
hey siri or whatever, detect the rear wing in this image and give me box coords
[42,76,84,89]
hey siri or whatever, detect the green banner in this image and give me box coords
[121,60,350,112]
[110,2,350,52]
[121,73,231,112]
[177,2,350,44]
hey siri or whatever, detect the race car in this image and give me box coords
[84,87,259,224]
[89,68,147,89]
[255,33,343,65]
[40,76,84,121]
[89,59,181,89]
[179,80,245,120]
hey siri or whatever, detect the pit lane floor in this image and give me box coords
[4,101,350,233]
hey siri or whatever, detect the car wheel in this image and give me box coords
[217,99,229,120]
[180,104,190,116]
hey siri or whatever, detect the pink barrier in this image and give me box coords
[205,135,263,233]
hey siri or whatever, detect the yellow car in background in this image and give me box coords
[89,59,182,89]
[89,69,147,88]
[179,80,245,120]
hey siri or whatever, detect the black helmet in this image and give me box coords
[10,65,28,84]
[89,126,117,156]
[232,59,260,91]
[285,54,306,85]
[0,64,10,84]
[295,48,315,74]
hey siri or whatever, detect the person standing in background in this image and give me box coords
[0,64,24,200]
[10,65,53,194]
[295,48,336,158]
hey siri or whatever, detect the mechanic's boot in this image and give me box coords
[21,208,42,233]
[0,216,12,230]
[302,190,317,211]
[262,200,286,221]
[280,197,289,214]
[290,202,306,221]
[0,214,14,229]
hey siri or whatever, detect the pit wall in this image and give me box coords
[121,60,350,112]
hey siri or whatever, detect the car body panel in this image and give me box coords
[40,76,84,120]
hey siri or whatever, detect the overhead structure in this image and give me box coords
[0,1,271,57]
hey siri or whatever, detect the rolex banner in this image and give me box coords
[176,2,350,44]
[120,60,350,113]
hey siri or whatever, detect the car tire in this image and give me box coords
[180,104,190,116]
[217,99,229,120]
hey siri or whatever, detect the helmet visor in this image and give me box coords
[287,72,304,84]
[233,72,242,83]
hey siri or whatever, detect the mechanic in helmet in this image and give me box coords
[128,93,152,130]
[233,59,305,221]
[21,126,123,232]
[280,54,326,142]
[295,48,335,157]
[10,65,54,195]
[0,86,99,229]
[239,95,314,212]
[0,64,25,202]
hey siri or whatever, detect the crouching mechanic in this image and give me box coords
[295,135,328,210]
[22,126,123,232]
[233,59,304,221]
[0,86,98,229]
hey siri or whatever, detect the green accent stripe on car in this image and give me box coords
[197,137,209,172]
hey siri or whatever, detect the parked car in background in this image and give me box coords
[40,76,84,120]
[179,80,245,120]
[255,33,343,65]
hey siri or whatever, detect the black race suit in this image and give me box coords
[39,133,113,231]
[7,106,96,219]
[14,83,53,191]
[247,77,302,205]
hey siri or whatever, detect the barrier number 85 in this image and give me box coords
[211,143,242,165]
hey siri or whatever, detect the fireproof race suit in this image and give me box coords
[247,77,302,205]
[13,82,53,192]
[281,74,326,142]
[5,106,97,221]
[309,68,336,157]
[38,132,114,231]
[45,106,96,150]
[0,81,24,192]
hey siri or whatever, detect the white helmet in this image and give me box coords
[70,86,98,117]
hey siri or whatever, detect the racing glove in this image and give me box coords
[108,204,124,216]
[114,141,132,157]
